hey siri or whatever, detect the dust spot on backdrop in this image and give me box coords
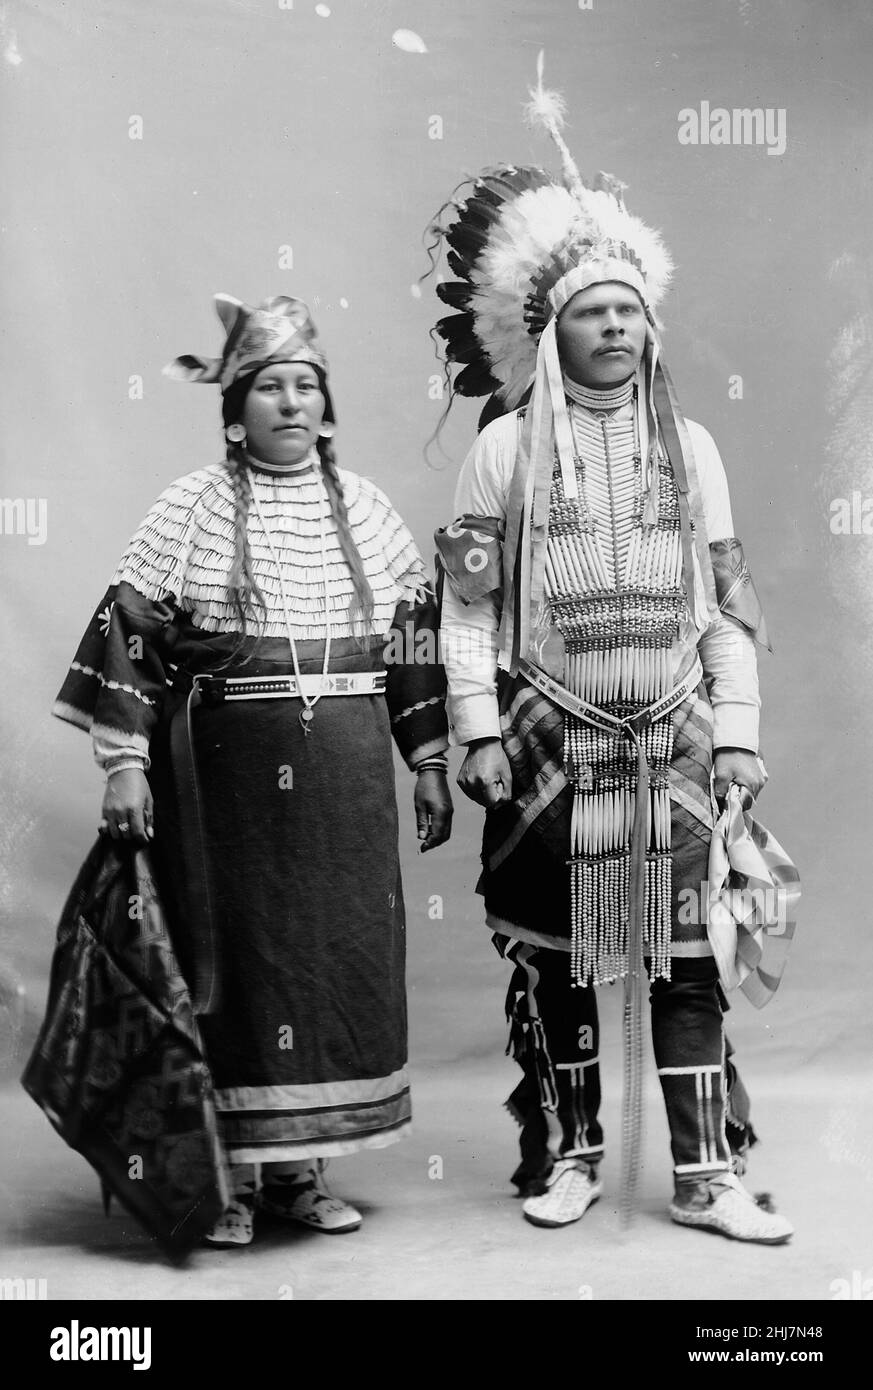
[392,29,428,54]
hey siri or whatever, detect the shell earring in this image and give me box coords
[318,426,334,439]
[226,423,247,444]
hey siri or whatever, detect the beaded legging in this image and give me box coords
[498,939,734,1194]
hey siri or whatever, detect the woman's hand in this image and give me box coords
[457,737,512,809]
[415,771,453,852]
[101,768,154,843]
[712,749,766,811]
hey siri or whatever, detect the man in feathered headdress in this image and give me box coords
[430,55,792,1241]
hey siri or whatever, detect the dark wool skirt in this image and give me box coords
[148,639,410,1163]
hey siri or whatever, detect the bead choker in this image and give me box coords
[563,376,635,413]
[245,447,319,476]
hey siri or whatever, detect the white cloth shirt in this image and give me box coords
[440,409,760,752]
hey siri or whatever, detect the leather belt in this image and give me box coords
[193,671,386,704]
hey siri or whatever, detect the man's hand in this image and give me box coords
[415,771,453,853]
[101,768,154,843]
[712,749,766,810]
[457,737,512,809]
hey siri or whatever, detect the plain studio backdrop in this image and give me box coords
[1,0,872,1301]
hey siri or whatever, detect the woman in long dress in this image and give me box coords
[53,294,453,1245]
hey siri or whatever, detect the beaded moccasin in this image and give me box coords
[522,1159,603,1229]
[669,1173,793,1244]
[203,1196,255,1248]
[259,1166,362,1234]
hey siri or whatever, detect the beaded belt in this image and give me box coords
[520,652,703,1222]
[193,671,386,704]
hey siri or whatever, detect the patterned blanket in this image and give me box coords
[22,839,230,1255]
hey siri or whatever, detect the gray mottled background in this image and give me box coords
[1,0,871,1301]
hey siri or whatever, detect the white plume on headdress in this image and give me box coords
[524,50,586,202]
[523,55,567,134]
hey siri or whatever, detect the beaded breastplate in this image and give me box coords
[543,382,687,986]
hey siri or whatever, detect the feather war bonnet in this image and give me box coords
[428,52,673,411]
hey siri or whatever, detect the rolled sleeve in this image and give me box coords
[698,615,761,751]
[440,585,502,743]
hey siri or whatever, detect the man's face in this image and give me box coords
[555,282,647,389]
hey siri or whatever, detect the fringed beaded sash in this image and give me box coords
[520,655,704,982]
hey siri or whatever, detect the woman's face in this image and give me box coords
[241,361,326,465]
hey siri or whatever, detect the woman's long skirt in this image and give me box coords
[148,642,410,1163]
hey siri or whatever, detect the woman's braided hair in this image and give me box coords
[222,379,266,646]
[316,430,374,639]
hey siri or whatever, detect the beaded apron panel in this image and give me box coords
[544,420,686,986]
